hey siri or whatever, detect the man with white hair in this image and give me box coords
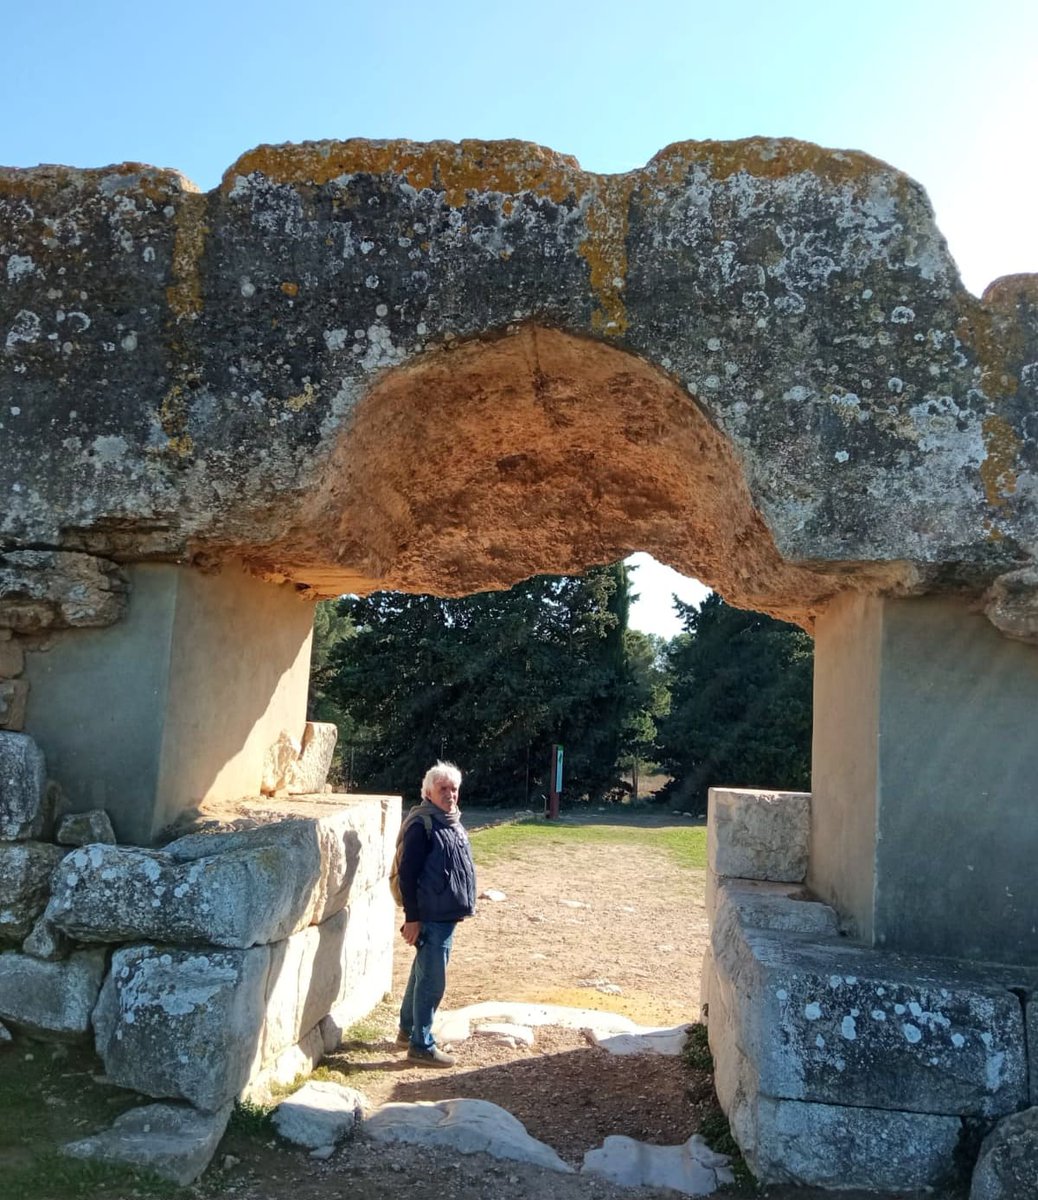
[395,760,477,1067]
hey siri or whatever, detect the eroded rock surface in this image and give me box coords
[0,732,48,840]
[3,139,1037,626]
[0,841,66,940]
[62,1101,233,1186]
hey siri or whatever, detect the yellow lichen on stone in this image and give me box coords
[221,138,583,208]
[285,382,315,411]
[166,194,208,322]
[0,162,199,206]
[580,176,635,337]
[156,382,195,458]
[980,415,1021,507]
[280,282,299,297]
[645,137,898,194]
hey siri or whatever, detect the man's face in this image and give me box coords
[429,777,460,813]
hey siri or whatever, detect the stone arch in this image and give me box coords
[241,323,866,629]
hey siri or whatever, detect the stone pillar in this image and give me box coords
[22,563,314,845]
[810,592,1038,966]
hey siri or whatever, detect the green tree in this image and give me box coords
[319,564,657,806]
[618,628,670,795]
[306,600,359,784]
[656,594,813,811]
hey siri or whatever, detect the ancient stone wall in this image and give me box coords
[0,730,399,1177]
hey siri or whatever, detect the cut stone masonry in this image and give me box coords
[0,731,399,1179]
[704,787,1038,1191]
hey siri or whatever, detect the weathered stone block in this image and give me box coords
[47,835,323,948]
[713,877,839,938]
[707,788,809,884]
[245,1024,326,1104]
[22,914,72,961]
[272,1080,365,1149]
[1028,999,1038,1105]
[56,809,116,846]
[258,909,352,1072]
[62,1101,233,1186]
[749,1096,961,1191]
[0,678,29,730]
[260,730,302,795]
[0,949,107,1039]
[93,944,271,1112]
[287,721,338,794]
[165,799,396,928]
[363,1097,573,1172]
[0,637,24,678]
[970,1106,1038,1200]
[0,732,48,839]
[713,917,1029,1118]
[582,1133,734,1194]
[0,841,66,940]
[0,551,127,632]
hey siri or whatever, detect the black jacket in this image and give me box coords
[398,810,477,924]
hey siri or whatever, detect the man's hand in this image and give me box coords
[400,920,421,946]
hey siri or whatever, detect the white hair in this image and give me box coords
[421,760,462,798]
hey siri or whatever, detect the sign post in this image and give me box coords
[546,744,563,819]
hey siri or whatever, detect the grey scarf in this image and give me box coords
[412,798,461,828]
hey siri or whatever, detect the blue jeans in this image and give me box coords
[399,920,456,1051]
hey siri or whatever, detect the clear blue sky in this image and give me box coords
[4,1,1035,635]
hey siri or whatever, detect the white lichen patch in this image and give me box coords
[89,436,129,466]
[5,309,41,349]
[6,255,39,283]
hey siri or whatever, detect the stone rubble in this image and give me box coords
[62,1100,233,1186]
[55,809,116,846]
[435,1001,690,1057]
[271,1079,367,1150]
[0,731,48,840]
[582,1133,734,1196]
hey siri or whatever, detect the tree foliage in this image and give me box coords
[311,570,813,810]
[319,563,655,806]
[655,593,813,812]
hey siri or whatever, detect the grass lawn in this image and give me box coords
[468,815,708,871]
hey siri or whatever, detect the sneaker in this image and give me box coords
[395,1029,411,1047]
[406,1045,456,1068]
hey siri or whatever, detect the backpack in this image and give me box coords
[388,808,434,906]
